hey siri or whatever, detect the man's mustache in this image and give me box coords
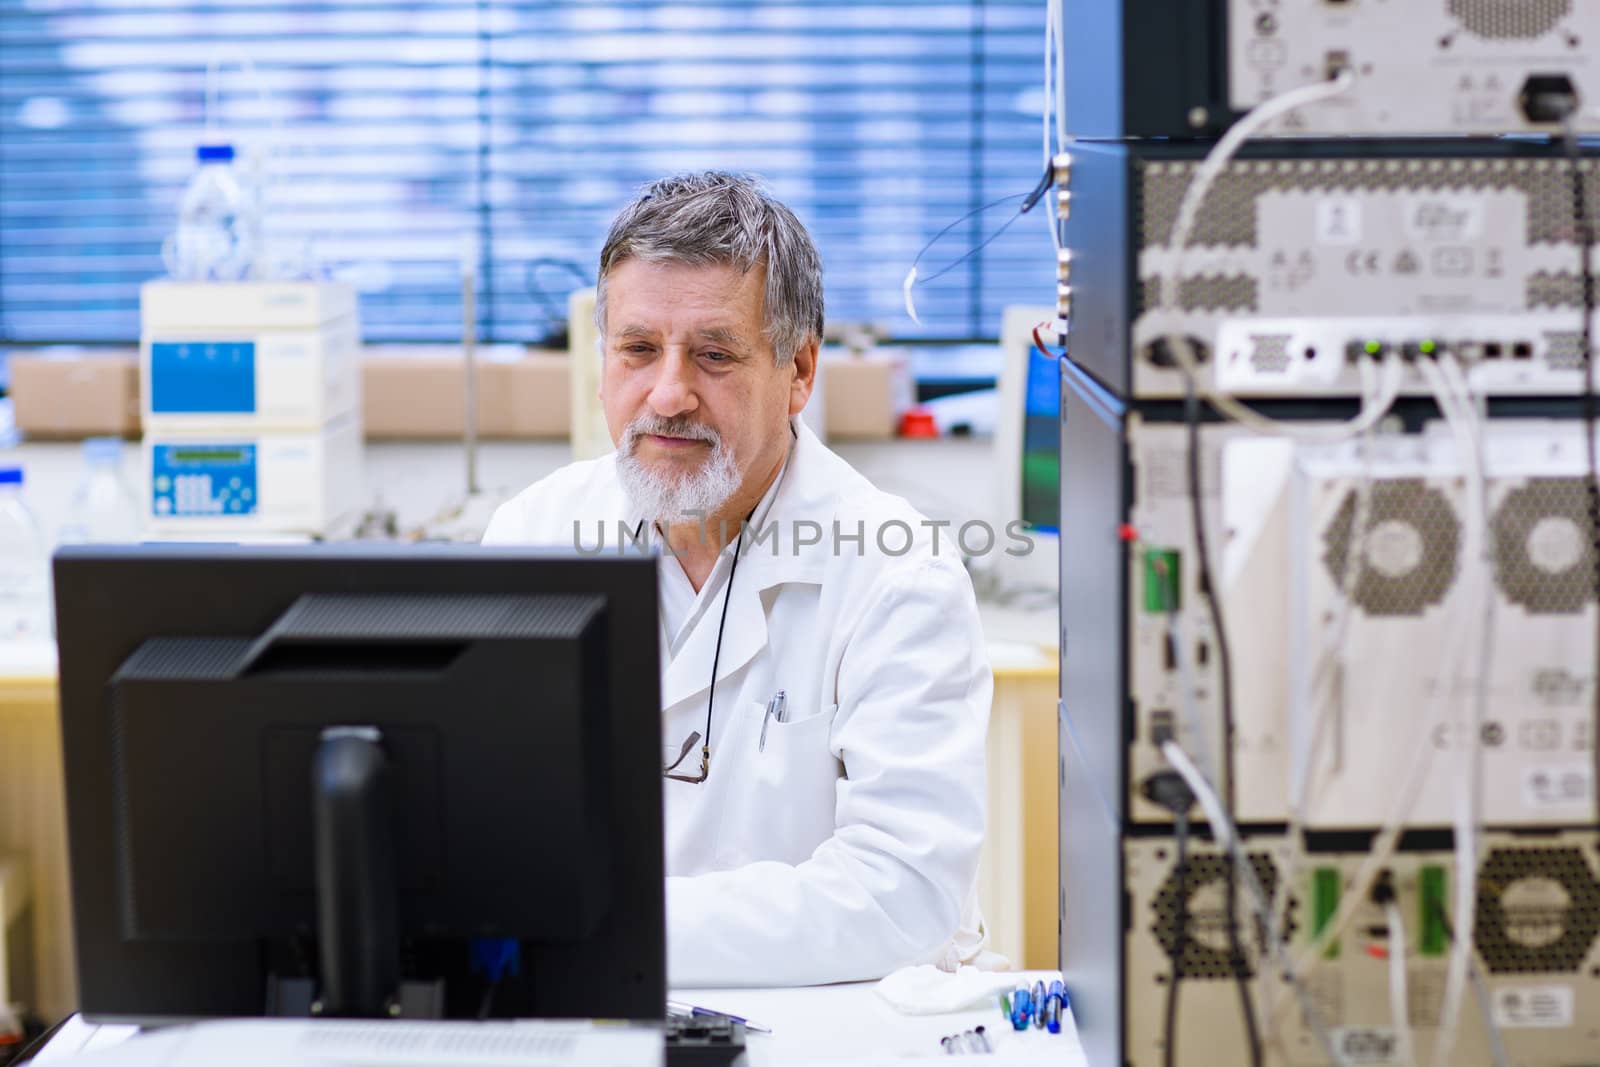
[623,415,721,452]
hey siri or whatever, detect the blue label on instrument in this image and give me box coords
[151,443,259,518]
[151,341,256,414]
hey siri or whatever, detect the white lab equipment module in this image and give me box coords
[139,282,364,538]
[1223,420,1599,829]
[142,413,362,538]
[140,281,355,334]
[140,319,359,432]
[1121,830,1600,1067]
[140,282,360,433]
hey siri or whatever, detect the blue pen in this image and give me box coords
[1009,983,1033,1031]
[1043,980,1066,1034]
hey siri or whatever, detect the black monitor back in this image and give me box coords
[54,545,663,1022]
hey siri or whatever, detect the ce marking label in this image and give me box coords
[1345,250,1381,276]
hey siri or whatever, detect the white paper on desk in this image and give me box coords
[874,965,1023,1015]
[45,1019,662,1067]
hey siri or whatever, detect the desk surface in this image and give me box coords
[681,978,1084,1065]
[32,977,1087,1067]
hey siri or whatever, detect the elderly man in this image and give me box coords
[483,172,991,987]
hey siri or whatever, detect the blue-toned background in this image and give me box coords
[0,0,1050,345]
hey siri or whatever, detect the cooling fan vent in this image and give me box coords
[1492,478,1597,615]
[1151,852,1289,980]
[1448,0,1572,40]
[1322,480,1462,617]
[1475,846,1600,974]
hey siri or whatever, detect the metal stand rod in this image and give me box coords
[462,267,480,496]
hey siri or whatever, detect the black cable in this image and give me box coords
[4,1013,68,1067]
[1182,377,1261,1067]
[699,525,746,780]
[477,978,497,1021]
[524,258,592,345]
[1562,121,1600,832]
[905,161,1053,295]
[1163,809,1190,1067]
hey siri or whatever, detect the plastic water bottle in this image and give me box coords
[164,143,257,281]
[58,437,142,544]
[0,467,52,642]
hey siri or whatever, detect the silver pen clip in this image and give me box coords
[758,689,787,753]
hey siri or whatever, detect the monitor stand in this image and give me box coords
[268,727,444,1020]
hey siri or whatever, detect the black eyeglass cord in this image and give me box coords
[646,514,750,783]
[699,525,746,780]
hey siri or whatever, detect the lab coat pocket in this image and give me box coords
[715,702,841,868]
[753,699,833,765]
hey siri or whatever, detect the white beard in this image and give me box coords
[615,414,741,525]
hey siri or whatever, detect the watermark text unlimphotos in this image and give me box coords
[572,513,1038,558]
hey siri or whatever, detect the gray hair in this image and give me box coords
[595,172,824,367]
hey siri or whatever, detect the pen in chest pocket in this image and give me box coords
[758,689,788,753]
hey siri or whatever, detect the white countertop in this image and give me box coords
[30,976,1087,1067]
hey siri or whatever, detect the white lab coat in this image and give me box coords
[482,421,992,987]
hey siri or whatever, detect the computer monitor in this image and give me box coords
[995,306,1061,537]
[54,544,663,1023]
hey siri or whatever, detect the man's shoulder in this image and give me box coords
[482,453,621,545]
[792,434,975,579]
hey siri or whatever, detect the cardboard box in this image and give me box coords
[8,351,141,439]
[820,348,912,439]
[363,347,570,439]
[488,352,569,438]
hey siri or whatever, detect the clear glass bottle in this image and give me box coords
[0,467,52,642]
[164,143,258,281]
[58,437,142,544]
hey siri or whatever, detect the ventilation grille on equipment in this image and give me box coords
[1448,0,1572,41]
[1475,846,1600,974]
[1543,328,1587,367]
[266,593,604,641]
[115,638,254,681]
[1528,271,1584,309]
[1151,852,1287,980]
[1322,480,1462,617]
[1248,333,1294,375]
[1137,275,1259,316]
[1138,158,1600,251]
[1492,478,1598,615]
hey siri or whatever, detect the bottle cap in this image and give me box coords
[0,467,21,485]
[197,143,236,162]
[898,408,939,438]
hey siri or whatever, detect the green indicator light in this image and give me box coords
[1364,340,1382,356]
[1142,548,1182,614]
[1419,339,1437,355]
[1420,866,1448,957]
[1312,867,1341,960]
